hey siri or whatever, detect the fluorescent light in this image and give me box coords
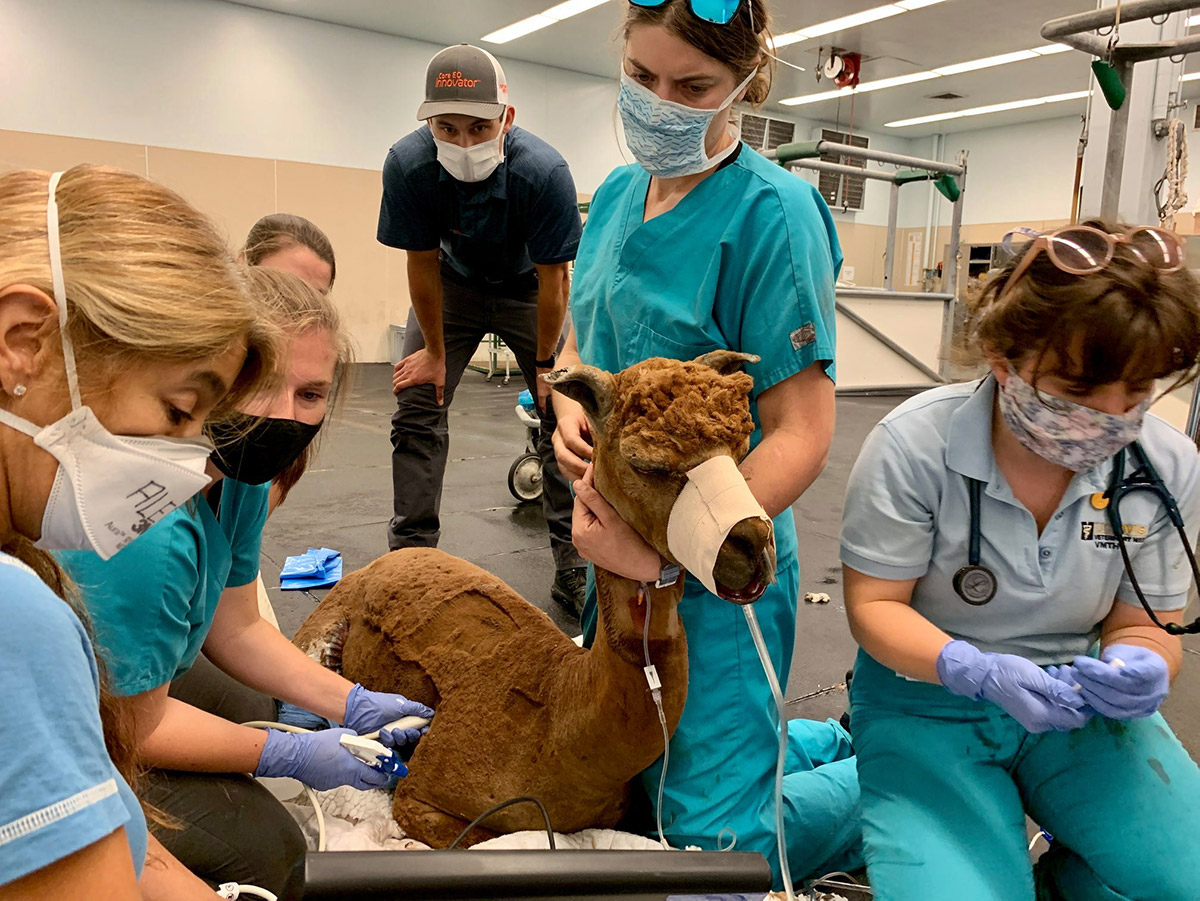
[959,97,1043,117]
[544,0,610,19]
[934,49,1037,76]
[800,5,906,38]
[885,89,1090,128]
[1189,13,1200,27]
[857,71,941,91]
[1182,71,1200,82]
[779,70,938,105]
[482,14,555,43]
[780,42,1078,106]
[771,0,953,48]
[482,0,609,44]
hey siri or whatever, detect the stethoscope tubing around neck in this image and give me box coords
[1103,443,1200,635]
[959,439,1200,634]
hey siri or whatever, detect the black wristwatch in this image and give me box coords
[535,353,557,369]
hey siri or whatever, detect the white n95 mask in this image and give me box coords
[0,171,214,560]
[617,69,755,179]
[433,130,506,183]
[666,454,774,600]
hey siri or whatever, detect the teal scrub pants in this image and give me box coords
[850,649,1200,900]
[582,560,863,886]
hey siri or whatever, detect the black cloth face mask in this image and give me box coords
[209,415,321,485]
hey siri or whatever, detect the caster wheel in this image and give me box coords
[508,452,543,503]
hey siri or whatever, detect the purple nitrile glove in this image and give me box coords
[1049,644,1169,721]
[253,728,392,791]
[343,683,435,735]
[936,640,1091,733]
[378,722,431,762]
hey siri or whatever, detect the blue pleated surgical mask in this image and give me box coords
[617,68,755,179]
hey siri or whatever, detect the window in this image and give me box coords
[741,113,796,153]
[818,128,868,212]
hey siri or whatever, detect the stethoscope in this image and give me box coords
[954,441,1200,635]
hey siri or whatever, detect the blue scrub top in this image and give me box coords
[571,144,841,565]
[0,553,147,884]
[58,478,270,696]
[840,378,1200,662]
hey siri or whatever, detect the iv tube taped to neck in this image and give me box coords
[666,455,773,597]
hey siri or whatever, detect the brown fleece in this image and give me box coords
[292,354,773,847]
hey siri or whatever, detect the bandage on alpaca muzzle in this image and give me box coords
[666,455,776,604]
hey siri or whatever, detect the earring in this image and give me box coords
[12,385,26,397]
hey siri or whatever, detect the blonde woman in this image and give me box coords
[0,164,276,898]
[60,269,427,900]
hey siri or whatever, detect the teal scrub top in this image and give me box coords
[571,144,841,565]
[840,379,1200,662]
[57,478,270,696]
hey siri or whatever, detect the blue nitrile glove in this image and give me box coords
[253,727,392,791]
[1049,644,1170,720]
[936,640,1091,733]
[378,720,431,762]
[343,683,435,735]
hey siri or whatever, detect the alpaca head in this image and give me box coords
[544,351,776,603]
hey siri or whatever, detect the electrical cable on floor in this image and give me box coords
[446,796,556,850]
[743,604,797,901]
[241,720,328,852]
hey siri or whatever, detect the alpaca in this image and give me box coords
[293,351,776,846]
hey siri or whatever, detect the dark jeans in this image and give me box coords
[153,655,307,900]
[387,271,582,571]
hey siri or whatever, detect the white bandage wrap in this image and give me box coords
[666,455,773,596]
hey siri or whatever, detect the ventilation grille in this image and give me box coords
[741,113,796,152]
[818,128,868,211]
[928,91,965,100]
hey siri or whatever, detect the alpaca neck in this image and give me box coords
[581,567,689,733]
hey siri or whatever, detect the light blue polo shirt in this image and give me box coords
[0,553,147,884]
[840,378,1200,663]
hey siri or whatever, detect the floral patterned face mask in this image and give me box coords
[996,367,1150,472]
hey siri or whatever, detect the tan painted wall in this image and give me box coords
[3,127,1086,366]
[0,128,408,364]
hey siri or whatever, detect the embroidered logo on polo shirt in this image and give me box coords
[790,323,817,351]
[1080,521,1147,548]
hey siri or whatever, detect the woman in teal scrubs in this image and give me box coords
[841,223,1200,899]
[59,268,432,899]
[552,0,861,884]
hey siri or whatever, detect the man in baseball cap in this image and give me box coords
[378,44,589,618]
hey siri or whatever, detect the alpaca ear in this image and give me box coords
[541,365,615,425]
[693,350,760,375]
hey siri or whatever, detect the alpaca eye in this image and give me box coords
[625,453,672,476]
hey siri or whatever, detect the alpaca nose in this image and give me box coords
[712,516,777,604]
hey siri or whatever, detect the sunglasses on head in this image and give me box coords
[629,0,744,25]
[998,225,1186,303]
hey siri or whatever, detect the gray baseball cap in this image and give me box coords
[417,44,510,121]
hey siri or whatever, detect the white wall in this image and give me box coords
[0,0,626,194]
[944,116,1082,226]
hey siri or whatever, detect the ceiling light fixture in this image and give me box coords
[884,89,1089,127]
[780,42,1080,106]
[1189,13,1200,27]
[1182,71,1200,82]
[770,0,950,50]
[482,0,610,44]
